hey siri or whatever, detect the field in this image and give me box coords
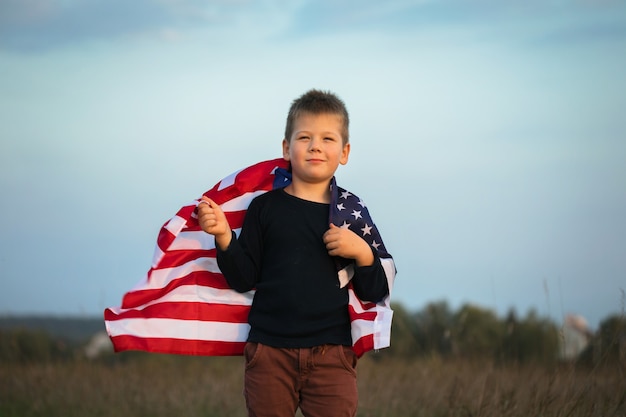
[1,354,624,417]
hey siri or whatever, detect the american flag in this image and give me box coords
[104,158,395,357]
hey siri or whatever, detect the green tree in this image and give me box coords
[451,304,506,359]
[0,329,70,363]
[596,314,626,367]
[501,308,559,365]
[414,300,454,355]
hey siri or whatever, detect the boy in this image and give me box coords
[198,89,391,417]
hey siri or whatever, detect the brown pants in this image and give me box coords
[243,343,358,417]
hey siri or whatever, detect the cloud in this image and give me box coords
[0,0,255,51]
[3,0,626,52]
[285,0,626,46]
[534,17,626,45]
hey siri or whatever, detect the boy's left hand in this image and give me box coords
[323,223,374,267]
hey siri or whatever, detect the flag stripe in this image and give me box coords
[141,257,222,291]
[105,301,250,323]
[109,335,247,356]
[352,334,374,356]
[119,280,254,311]
[152,249,215,270]
[347,304,378,321]
[106,317,250,341]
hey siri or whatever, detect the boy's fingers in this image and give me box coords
[199,197,222,213]
[198,197,210,208]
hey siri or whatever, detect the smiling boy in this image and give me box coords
[197,89,391,417]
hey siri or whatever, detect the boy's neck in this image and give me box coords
[284,179,332,204]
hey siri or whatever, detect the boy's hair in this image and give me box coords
[284,89,350,144]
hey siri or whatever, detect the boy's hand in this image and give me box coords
[197,197,232,250]
[323,223,374,267]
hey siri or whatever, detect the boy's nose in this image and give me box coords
[308,137,321,151]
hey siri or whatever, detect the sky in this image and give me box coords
[1,0,625,331]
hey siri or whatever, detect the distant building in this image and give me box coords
[559,314,591,360]
[84,331,113,359]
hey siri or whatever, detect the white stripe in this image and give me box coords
[373,304,393,349]
[220,190,268,212]
[164,214,188,235]
[151,247,165,269]
[128,276,150,293]
[150,257,221,288]
[381,258,396,294]
[151,214,191,267]
[167,227,243,251]
[350,318,374,341]
[217,169,242,191]
[107,317,250,342]
[112,285,254,313]
[168,229,216,250]
[347,288,364,313]
[347,288,377,314]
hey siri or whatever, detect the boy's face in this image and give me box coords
[282,112,350,185]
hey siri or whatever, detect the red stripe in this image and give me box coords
[224,210,246,230]
[110,335,246,356]
[351,295,377,311]
[105,301,249,323]
[203,176,272,206]
[235,159,288,189]
[155,248,215,270]
[174,205,197,222]
[121,271,234,309]
[156,204,197,252]
[202,160,288,205]
[348,304,378,321]
[156,227,176,253]
[352,334,374,358]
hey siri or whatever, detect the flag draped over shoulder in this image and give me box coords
[105,158,396,357]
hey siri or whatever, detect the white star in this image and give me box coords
[371,240,381,250]
[351,210,362,220]
[340,191,352,200]
[340,221,351,229]
[358,199,366,207]
[361,224,372,236]
[336,203,345,211]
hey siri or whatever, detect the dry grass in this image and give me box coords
[357,356,625,417]
[1,354,624,417]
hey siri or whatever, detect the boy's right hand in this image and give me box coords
[197,196,232,250]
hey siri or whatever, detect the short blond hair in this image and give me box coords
[284,89,349,144]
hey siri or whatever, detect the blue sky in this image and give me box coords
[1,0,625,331]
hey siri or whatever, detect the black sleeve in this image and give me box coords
[215,201,263,293]
[350,248,389,303]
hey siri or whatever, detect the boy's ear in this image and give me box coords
[282,139,290,161]
[340,142,350,165]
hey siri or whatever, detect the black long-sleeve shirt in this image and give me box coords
[216,188,389,348]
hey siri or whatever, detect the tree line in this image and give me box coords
[1,302,624,367]
[382,301,625,368]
